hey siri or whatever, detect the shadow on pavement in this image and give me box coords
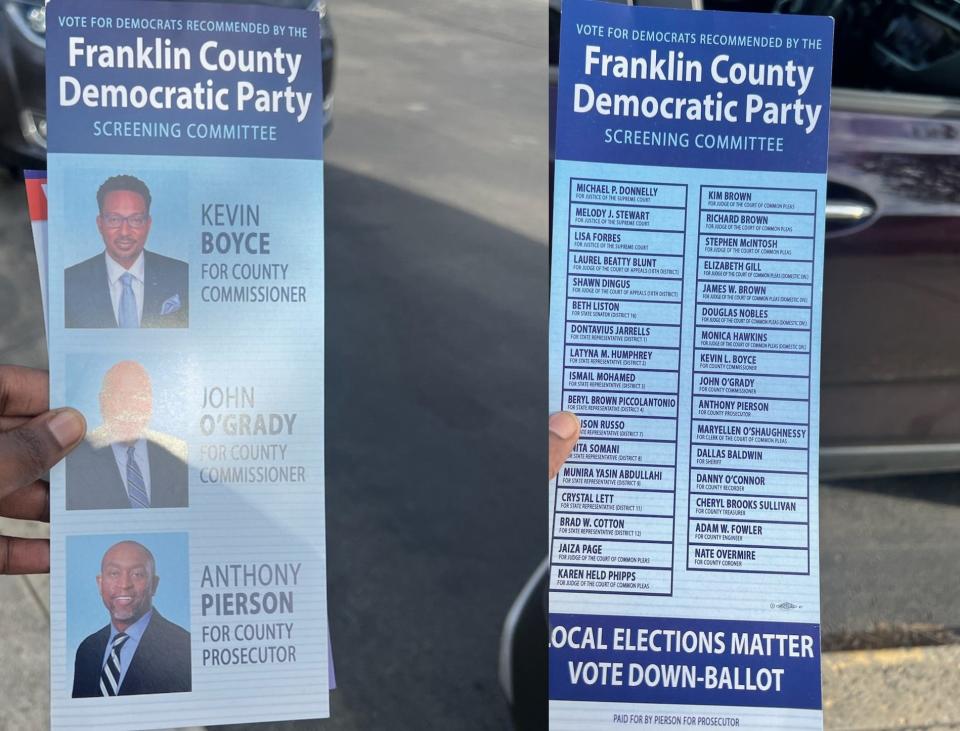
[214,163,546,731]
[821,474,960,643]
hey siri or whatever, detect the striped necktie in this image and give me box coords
[99,632,130,696]
[126,445,150,509]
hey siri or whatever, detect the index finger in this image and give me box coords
[549,412,581,480]
[0,366,49,418]
[0,536,49,574]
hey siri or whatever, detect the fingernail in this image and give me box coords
[47,409,85,449]
[549,411,579,440]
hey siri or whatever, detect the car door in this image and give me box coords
[821,89,960,477]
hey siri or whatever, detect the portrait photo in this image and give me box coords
[65,355,189,511]
[66,533,191,698]
[63,170,189,329]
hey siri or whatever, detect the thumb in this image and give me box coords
[549,412,580,480]
[0,408,86,501]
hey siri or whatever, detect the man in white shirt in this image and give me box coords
[64,174,188,329]
[66,361,188,510]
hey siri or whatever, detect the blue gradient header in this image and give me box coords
[47,0,324,160]
[556,2,833,173]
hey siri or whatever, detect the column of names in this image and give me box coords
[687,185,816,576]
[550,177,687,596]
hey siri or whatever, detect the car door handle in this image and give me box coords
[825,199,876,223]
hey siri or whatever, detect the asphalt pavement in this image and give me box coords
[822,476,960,646]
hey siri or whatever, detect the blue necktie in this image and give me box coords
[126,446,150,509]
[118,272,139,328]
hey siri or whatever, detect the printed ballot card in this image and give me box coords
[44,0,328,727]
[27,170,338,690]
[548,3,833,729]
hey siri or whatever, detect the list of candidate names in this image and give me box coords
[550,179,816,595]
[552,177,687,597]
[688,186,814,576]
[547,3,831,725]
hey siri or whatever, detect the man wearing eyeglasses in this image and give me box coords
[64,174,189,328]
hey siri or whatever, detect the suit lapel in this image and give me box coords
[94,444,131,509]
[119,613,161,696]
[84,625,113,696]
[92,254,119,327]
[141,251,164,327]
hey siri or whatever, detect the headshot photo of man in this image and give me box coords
[64,174,189,328]
[66,360,188,510]
[72,540,191,698]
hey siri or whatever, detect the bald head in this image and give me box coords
[97,541,159,631]
[100,540,155,575]
[99,360,152,441]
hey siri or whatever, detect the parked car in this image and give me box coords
[507,1,960,728]
[0,0,335,168]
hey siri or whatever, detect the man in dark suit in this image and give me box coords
[66,360,188,510]
[72,541,191,697]
[64,174,188,328]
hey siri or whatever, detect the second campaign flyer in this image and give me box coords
[549,2,833,729]
[44,0,328,727]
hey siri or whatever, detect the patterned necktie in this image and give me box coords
[118,272,139,328]
[126,445,150,509]
[99,632,129,696]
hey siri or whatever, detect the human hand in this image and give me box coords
[0,366,86,574]
[549,411,580,480]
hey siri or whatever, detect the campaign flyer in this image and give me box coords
[44,0,328,727]
[548,3,832,729]
[25,171,337,691]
